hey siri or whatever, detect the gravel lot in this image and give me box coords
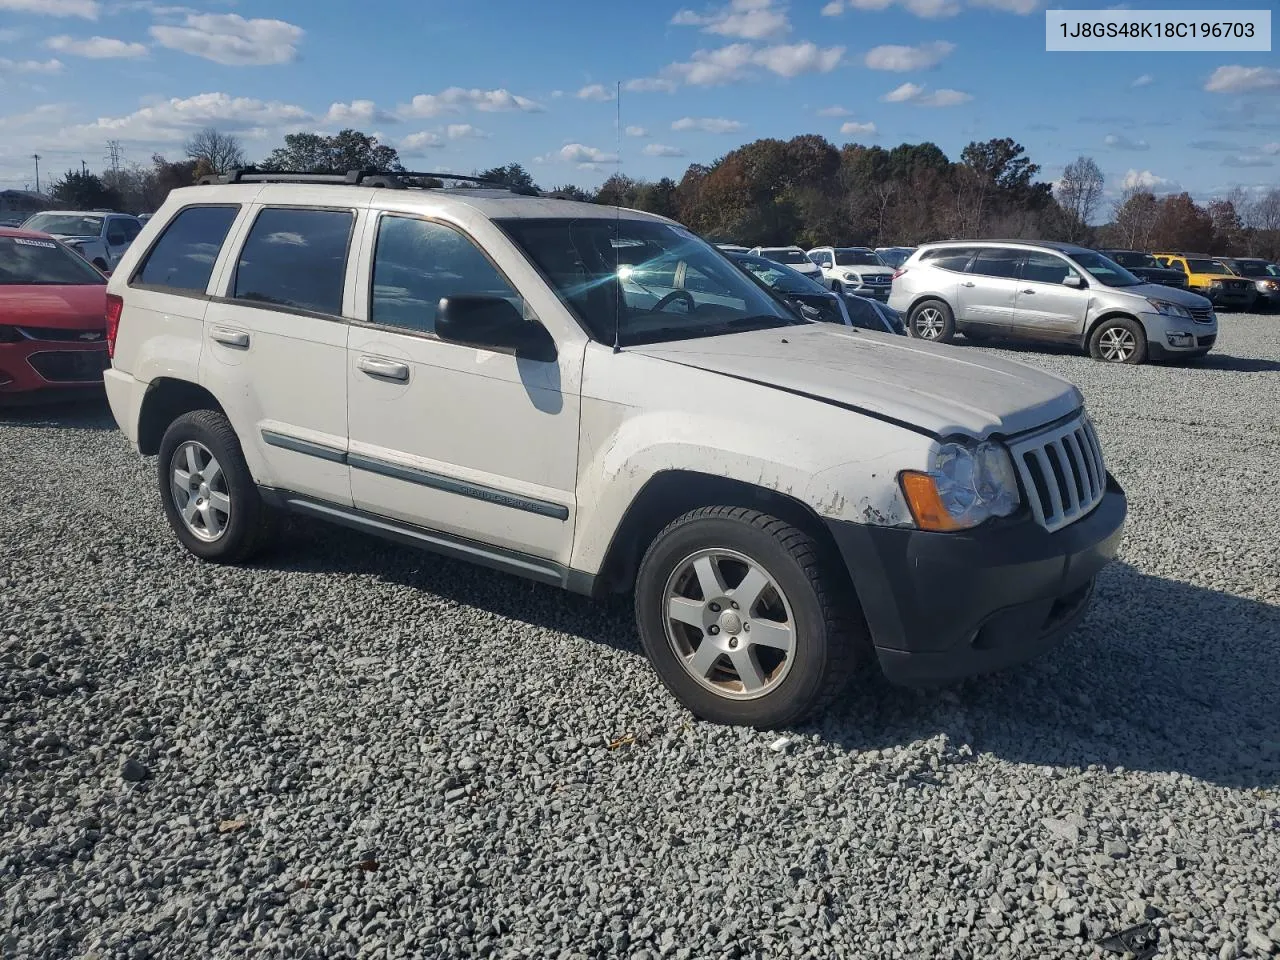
[3,314,1278,960]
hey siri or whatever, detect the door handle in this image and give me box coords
[1021,289,1035,294]
[962,281,975,287]
[210,326,250,349]
[358,356,410,383]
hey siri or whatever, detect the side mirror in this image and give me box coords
[436,296,556,362]
[1062,274,1086,289]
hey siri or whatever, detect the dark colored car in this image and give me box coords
[1219,258,1280,311]
[0,227,110,403]
[1098,250,1187,290]
[728,252,850,326]
[841,294,907,335]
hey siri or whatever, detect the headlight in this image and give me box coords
[1209,279,1223,287]
[899,440,1020,532]
[843,272,863,283]
[1146,298,1191,319]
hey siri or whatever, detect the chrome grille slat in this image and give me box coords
[1009,414,1107,533]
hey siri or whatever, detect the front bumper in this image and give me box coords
[826,476,1126,685]
[1199,287,1254,310]
[0,340,109,401]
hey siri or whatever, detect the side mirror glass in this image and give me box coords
[436,296,556,362]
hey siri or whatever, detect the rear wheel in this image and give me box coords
[1088,317,1147,364]
[635,506,865,728]
[909,299,955,343]
[157,410,276,563]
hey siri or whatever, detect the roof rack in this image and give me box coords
[195,167,541,196]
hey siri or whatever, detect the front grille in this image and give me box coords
[866,276,891,285]
[1155,277,1186,288]
[1190,307,1214,324]
[26,349,109,383]
[17,327,106,343]
[1008,414,1106,533]
[1197,335,1216,348]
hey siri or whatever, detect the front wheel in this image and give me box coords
[1088,317,1147,364]
[634,506,865,728]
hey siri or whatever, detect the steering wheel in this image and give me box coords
[649,290,695,314]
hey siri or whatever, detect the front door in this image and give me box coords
[346,213,580,564]
[1012,251,1090,342]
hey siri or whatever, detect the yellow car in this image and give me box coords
[1154,253,1255,310]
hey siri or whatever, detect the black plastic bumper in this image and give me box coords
[827,475,1126,685]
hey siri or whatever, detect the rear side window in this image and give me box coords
[969,248,1022,279]
[234,207,353,316]
[923,247,977,272]
[134,205,239,293]
[370,215,517,334]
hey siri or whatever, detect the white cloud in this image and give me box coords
[576,83,615,101]
[45,35,146,58]
[61,92,309,146]
[820,0,843,12]
[556,143,620,168]
[1121,168,1174,191]
[644,143,687,157]
[1204,65,1280,94]
[1131,73,1154,87]
[0,0,98,18]
[0,57,63,74]
[625,125,649,137]
[400,87,544,118]
[670,0,791,39]
[881,81,971,106]
[322,99,397,126]
[1104,133,1149,151]
[822,0,962,17]
[841,120,878,136]
[818,105,852,117]
[149,13,303,66]
[864,40,954,71]
[672,116,745,133]
[629,40,843,90]
[1223,154,1274,168]
[446,123,488,139]
[401,131,445,151]
[968,0,1040,13]
[1262,143,1280,155]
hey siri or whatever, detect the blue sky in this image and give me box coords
[1,0,1277,204]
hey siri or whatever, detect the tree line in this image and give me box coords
[46,126,1280,260]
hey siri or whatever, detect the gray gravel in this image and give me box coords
[3,314,1279,959]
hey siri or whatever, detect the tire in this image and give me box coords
[1088,316,1147,364]
[157,409,276,563]
[634,506,866,728]
[908,299,956,343]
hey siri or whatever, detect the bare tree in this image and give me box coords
[1055,156,1104,242]
[1111,187,1160,249]
[184,128,246,175]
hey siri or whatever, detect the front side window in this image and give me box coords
[969,248,1022,279]
[134,205,239,293]
[1021,252,1077,285]
[1071,251,1143,287]
[106,221,128,245]
[121,219,142,240]
[834,249,883,266]
[234,207,353,315]
[371,216,518,334]
[22,214,104,237]
[0,236,107,285]
[498,217,802,346]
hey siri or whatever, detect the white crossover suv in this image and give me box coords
[22,210,142,273]
[102,170,1126,728]
[806,246,895,300]
[747,246,822,281]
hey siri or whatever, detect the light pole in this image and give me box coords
[33,154,41,194]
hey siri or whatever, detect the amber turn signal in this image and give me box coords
[899,471,965,532]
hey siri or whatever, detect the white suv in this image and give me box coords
[22,210,142,273]
[747,246,822,281]
[806,246,895,300]
[102,170,1127,728]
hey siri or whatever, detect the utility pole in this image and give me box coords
[32,154,41,194]
[81,160,88,177]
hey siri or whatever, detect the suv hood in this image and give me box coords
[1122,282,1212,309]
[633,323,1082,439]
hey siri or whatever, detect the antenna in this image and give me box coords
[612,80,622,355]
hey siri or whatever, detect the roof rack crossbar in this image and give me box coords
[196,168,541,196]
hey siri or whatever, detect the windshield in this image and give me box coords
[1071,251,1144,287]
[0,236,107,285]
[835,249,884,267]
[1185,258,1227,274]
[23,214,104,237]
[1231,260,1272,277]
[758,249,812,266]
[876,249,911,268]
[498,218,803,347]
[732,254,828,295]
[1107,251,1161,270]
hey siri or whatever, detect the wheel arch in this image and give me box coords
[137,378,226,455]
[1083,310,1144,349]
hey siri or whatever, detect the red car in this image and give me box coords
[1,226,110,403]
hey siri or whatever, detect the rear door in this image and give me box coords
[1012,251,1090,342]
[957,247,1022,333]
[200,202,361,506]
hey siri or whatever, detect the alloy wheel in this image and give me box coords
[914,307,944,340]
[1098,327,1136,362]
[169,441,231,542]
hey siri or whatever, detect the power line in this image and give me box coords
[104,140,124,174]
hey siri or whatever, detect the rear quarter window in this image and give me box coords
[232,207,354,316]
[133,206,240,294]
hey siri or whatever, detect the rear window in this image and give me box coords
[233,207,354,316]
[0,236,107,285]
[134,206,239,293]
